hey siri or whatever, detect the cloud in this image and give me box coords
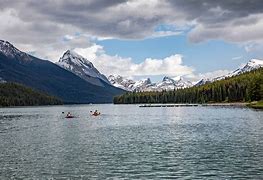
[74,45,194,77]
[19,33,92,61]
[232,56,243,60]
[1,0,263,64]
[198,70,232,80]
[185,69,232,82]
[244,42,263,53]
[79,44,231,81]
[150,31,183,38]
[188,14,263,43]
[74,44,248,83]
[74,44,104,60]
[2,0,262,44]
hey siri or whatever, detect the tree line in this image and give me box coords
[0,82,63,107]
[114,68,263,104]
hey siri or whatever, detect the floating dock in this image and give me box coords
[139,103,248,108]
[139,104,199,107]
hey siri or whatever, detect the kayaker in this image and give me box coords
[90,110,100,116]
[94,110,98,115]
[66,112,72,117]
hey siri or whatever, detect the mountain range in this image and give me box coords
[108,75,193,92]
[0,40,124,103]
[108,59,263,91]
[1,39,262,101]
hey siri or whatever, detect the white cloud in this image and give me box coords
[16,34,93,62]
[64,35,75,41]
[74,45,194,77]
[74,44,104,60]
[244,42,263,53]
[185,69,232,82]
[150,31,183,38]
[232,56,243,60]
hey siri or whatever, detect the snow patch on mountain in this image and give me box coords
[108,75,193,92]
[194,78,210,86]
[194,59,263,86]
[108,75,135,91]
[0,40,31,62]
[57,50,110,85]
[212,59,263,81]
[229,59,263,76]
[156,76,192,91]
[133,78,154,92]
[109,59,263,91]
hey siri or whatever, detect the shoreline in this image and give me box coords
[138,102,263,109]
[202,102,249,107]
[1,102,262,109]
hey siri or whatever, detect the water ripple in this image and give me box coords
[0,105,262,179]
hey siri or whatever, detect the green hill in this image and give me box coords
[114,68,263,105]
[0,83,63,107]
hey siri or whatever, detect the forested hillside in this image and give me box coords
[114,68,263,104]
[0,83,63,107]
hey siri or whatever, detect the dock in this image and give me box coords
[139,104,199,107]
[139,103,249,108]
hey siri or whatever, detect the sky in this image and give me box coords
[1,0,263,82]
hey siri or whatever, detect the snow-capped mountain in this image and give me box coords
[194,59,263,86]
[194,78,210,86]
[108,75,135,91]
[133,78,154,92]
[156,76,192,91]
[108,75,154,91]
[227,59,263,77]
[57,50,110,86]
[108,75,193,92]
[0,40,125,103]
[0,40,31,62]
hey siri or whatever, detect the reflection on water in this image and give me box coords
[0,105,263,179]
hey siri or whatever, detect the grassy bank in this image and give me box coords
[248,101,263,109]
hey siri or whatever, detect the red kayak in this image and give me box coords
[91,113,101,116]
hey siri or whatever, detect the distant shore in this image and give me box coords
[202,102,249,107]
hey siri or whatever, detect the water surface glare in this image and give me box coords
[0,105,263,179]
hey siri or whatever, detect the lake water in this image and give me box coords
[0,104,263,179]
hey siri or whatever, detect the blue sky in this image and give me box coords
[98,34,248,73]
[95,32,262,82]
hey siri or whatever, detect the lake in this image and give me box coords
[0,104,263,179]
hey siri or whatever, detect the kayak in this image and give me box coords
[65,116,75,118]
[91,113,101,116]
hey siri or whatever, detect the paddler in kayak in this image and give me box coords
[90,110,101,116]
[66,112,74,118]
